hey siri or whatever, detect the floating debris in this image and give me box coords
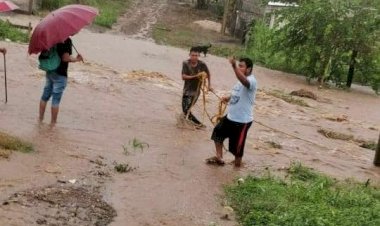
[114,163,135,173]
[317,128,354,141]
[290,89,317,100]
[322,114,348,122]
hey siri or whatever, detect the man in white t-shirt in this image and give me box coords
[207,57,257,167]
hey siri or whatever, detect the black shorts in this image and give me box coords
[211,116,252,158]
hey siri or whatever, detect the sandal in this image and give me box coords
[195,124,207,130]
[205,156,225,166]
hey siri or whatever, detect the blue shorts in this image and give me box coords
[41,71,67,107]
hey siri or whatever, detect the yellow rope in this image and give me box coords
[184,73,331,151]
[196,72,227,126]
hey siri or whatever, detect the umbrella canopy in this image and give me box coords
[0,0,19,12]
[28,4,98,54]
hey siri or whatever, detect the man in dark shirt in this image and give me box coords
[181,47,212,128]
[39,38,83,125]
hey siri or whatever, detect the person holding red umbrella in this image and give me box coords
[28,4,98,125]
[38,38,83,125]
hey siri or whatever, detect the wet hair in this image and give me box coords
[239,57,253,70]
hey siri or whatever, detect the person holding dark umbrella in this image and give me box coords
[28,4,98,125]
[0,48,6,55]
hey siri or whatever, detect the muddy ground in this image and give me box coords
[1,1,380,226]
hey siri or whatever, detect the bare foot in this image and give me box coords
[205,156,225,166]
[49,122,56,129]
[195,123,206,130]
[233,157,242,168]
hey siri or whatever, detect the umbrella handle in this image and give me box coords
[3,54,7,103]
[72,43,84,63]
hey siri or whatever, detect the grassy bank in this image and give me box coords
[153,25,244,57]
[0,20,29,43]
[40,0,131,28]
[0,132,34,158]
[225,163,380,226]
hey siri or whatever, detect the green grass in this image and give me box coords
[153,25,196,48]
[114,162,134,173]
[359,141,377,151]
[152,24,244,58]
[39,0,131,28]
[123,138,149,155]
[88,0,130,28]
[209,44,244,58]
[0,132,34,156]
[0,20,29,43]
[225,162,380,226]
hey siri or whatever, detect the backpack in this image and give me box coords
[38,45,61,72]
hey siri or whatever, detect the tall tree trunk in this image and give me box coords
[221,0,237,34]
[28,0,34,14]
[374,133,380,166]
[196,0,207,9]
[346,50,358,88]
[221,0,230,34]
[318,55,330,86]
[306,52,319,83]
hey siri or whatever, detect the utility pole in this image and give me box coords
[374,132,380,166]
[28,0,34,14]
[221,0,230,34]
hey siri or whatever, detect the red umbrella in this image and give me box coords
[28,4,98,54]
[0,0,19,13]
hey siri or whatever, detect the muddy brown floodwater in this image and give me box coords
[0,8,380,226]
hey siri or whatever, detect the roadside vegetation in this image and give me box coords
[246,0,380,93]
[166,0,379,93]
[152,23,243,58]
[225,162,380,226]
[0,20,29,43]
[39,0,131,27]
[0,132,34,158]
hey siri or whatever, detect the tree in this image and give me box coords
[196,0,208,9]
[221,0,238,34]
[343,0,380,88]
[374,133,380,166]
[275,0,340,84]
[250,0,380,91]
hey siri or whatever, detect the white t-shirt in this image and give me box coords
[227,75,257,123]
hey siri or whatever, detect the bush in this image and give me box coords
[225,163,380,226]
[40,0,65,10]
[0,20,29,43]
[246,0,380,93]
[39,0,130,28]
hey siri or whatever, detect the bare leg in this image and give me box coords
[234,157,242,167]
[215,142,224,161]
[39,100,47,122]
[51,106,59,125]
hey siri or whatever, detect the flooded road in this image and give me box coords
[0,21,379,226]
